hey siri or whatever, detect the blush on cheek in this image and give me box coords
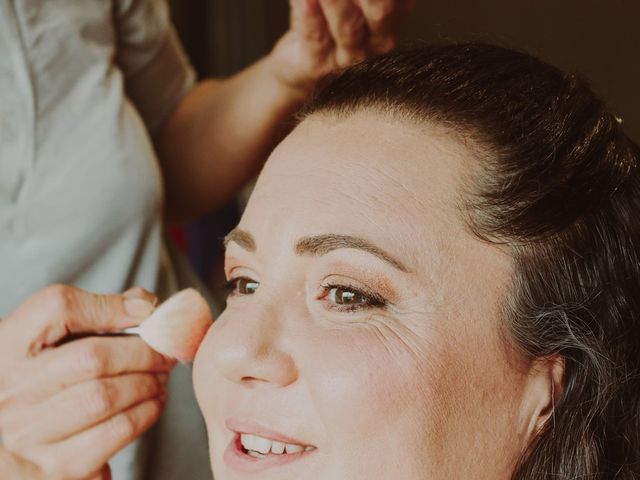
[302,326,457,479]
[311,327,439,440]
[192,326,220,421]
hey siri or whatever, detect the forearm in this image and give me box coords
[157,54,309,223]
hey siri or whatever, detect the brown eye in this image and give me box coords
[322,283,388,312]
[226,277,259,296]
[328,287,367,306]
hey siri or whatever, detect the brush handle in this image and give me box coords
[121,326,141,335]
[55,329,140,346]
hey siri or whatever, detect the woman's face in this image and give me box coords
[194,112,542,479]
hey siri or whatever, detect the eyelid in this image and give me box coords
[224,255,241,274]
[224,262,259,281]
[224,253,259,280]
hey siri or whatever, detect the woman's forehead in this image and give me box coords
[255,112,469,224]
[246,117,446,259]
[239,112,510,280]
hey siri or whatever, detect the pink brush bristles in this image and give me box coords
[131,288,213,362]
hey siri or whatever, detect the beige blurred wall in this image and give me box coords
[400,1,640,141]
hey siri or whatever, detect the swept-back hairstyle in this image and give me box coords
[301,44,640,479]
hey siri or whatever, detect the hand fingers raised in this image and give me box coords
[289,0,329,46]
[320,0,368,65]
[290,0,332,55]
[19,398,163,480]
[0,336,174,406]
[1,373,168,447]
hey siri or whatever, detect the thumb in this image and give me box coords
[2,285,157,356]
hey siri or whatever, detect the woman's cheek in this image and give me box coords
[192,321,222,421]
[307,325,433,442]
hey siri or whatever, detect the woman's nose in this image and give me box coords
[210,304,299,388]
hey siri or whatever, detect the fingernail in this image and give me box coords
[156,373,170,384]
[123,287,159,306]
[124,297,155,318]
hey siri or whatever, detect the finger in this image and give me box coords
[2,373,168,446]
[290,0,333,55]
[1,336,175,405]
[3,285,157,356]
[356,0,411,53]
[21,398,164,480]
[122,287,158,308]
[319,0,368,65]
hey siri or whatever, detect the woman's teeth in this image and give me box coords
[240,433,314,457]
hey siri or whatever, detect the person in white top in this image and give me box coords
[0,0,414,478]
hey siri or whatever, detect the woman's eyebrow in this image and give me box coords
[295,234,408,272]
[224,229,408,272]
[224,228,256,252]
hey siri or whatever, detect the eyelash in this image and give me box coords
[222,277,257,297]
[319,282,388,313]
[223,277,389,313]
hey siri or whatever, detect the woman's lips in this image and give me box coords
[225,417,313,447]
[224,433,317,474]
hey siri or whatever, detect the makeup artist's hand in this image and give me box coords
[269,0,415,93]
[0,285,175,480]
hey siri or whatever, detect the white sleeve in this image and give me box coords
[114,0,196,134]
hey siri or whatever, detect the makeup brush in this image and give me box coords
[123,288,213,362]
[57,289,213,362]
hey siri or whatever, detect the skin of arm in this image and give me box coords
[156,55,308,223]
[156,0,414,223]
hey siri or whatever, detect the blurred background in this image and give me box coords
[167,0,640,294]
[169,0,640,138]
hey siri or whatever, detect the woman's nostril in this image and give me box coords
[235,353,299,387]
[210,313,299,387]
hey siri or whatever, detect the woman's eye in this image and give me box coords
[224,277,259,296]
[329,287,366,306]
[323,284,387,311]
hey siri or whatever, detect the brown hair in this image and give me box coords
[301,43,640,479]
